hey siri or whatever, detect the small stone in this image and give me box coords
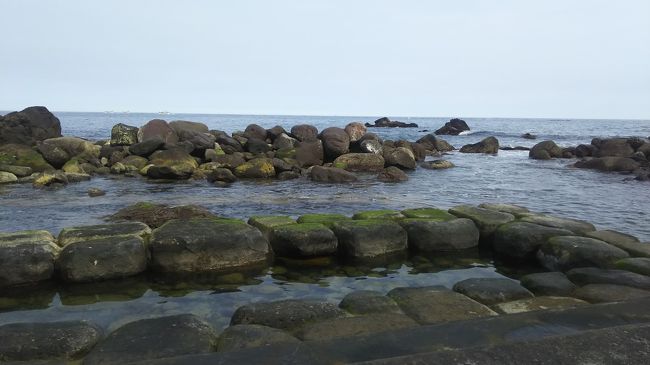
[452,278,533,305]
[87,188,106,197]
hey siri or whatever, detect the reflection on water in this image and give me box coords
[0,250,526,331]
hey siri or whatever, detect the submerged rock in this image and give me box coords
[377,166,409,182]
[333,153,385,172]
[388,286,496,324]
[338,290,401,315]
[310,165,357,183]
[520,272,577,296]
[0,320,101,362]
[216,324,300,352]
[399,218,479,251]
[230,299,345,330]
[574,156,640,172]
[83,314,216,365]
[270,223,338,257]
[537,236,629,271]
[330,220,407,258]
[421,159,454,169]
[296,313,417,341]
[434,118,470,135]
[615,257,650,276]
[459,136,499,154]
[107,202,216,229]
[453,278,533,305]
[566,267,650,290]
[493,222,573,260]
[492,296,587,314]
[0,230,59,287]
[149,218,271,274]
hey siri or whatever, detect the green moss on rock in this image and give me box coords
[401,208,455,221]
[352,210,404,220]
[297,213,350,227]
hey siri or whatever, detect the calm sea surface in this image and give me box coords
[0,111,649,331]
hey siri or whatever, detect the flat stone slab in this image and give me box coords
[296,213,350,227]
[477,203,530,216]
[0,230,59,287]
[448,205,514,238]
[615,257,650,276]
[491,296,588,314]
[399,218,479,251]
[538,236,629,271]
[387,286,497,324]
[149,218,271,274]
[269,223,338,257]
[83,314,216,365]
[584,230,650,257]
[55,236,147,282]
[566,267,650,290]
[400,208,456,221]
[519,272,577,296]
[247,216,296,239]
[339,290,401,315]
[0,320,101,362]
[352,210,404,220]
[493,222,572,260]
[57,222,151,246]
[296,313,418,341]
[519,214,595,234]
[453,278,533,305]
[230,299,346,331]
[216,324,300,352]
[331,220,407,258]
[573,284,650,303]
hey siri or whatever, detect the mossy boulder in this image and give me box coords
[493,222,573,260]
[0,171,18,184]
[248,215,296,240]
[41,136,100,160]
[296,213,350,227]
[270,223,338,257]
[57,222,151,247]
[459,136,499,154]
[615,257,650,276]
[275,147,297,160]
[331,220,407,258]
[310,165,357,183]
[120,155,148,170]
[338,290,401,315]
[234,158,275,178]
[32,171,68,188]
[520,272,577,296]
[478,203,530,216]
[110,123,139,146]
[520,214,595,235]
[149,218,271,274]
[107,202,217,229]
[62,158,85,174]
[147,148,198,180]
[448,205,515,239]
[333,153,385,172]
[401,208,455,220]
[352,209,404,220]
[538,236,629,271]
[399,218,479,251]
[0,143,54,172]
[0,230,59,287]
[584,230,650,257]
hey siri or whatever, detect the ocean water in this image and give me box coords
[0,112,649,331]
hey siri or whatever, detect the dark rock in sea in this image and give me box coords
[416,134,454,152]
[330,220,407,258]
[245,138,271,154]
[290,124,319,142]
[320,127,350,159]
[344,122,367,142]
[492,296,588,314]
[365,117,418,128]
[277,170,300,180]
[270,223,338,257]
[56,236,147,282]
[615,257,650,276]
[216,324,300,352]
[593,138,635,157]
[83,314,217,365]
[234,158,275,178]
[434,118,470,135]
[110,123,139,146]
[244,124,268,141]
[333,153,385,172]
[399,218,479,251]
[383,146,416,170]
[0,321,101,362]
[520,271,577,296]
[57,222,151,246]
[149,218,271,274]
[87,188,106,197]
[521,133,537,140]
[573,284,650,303]
[478,203,530,215]
[537,236,629,271]
[448,205,515,239]
[0,106,62,145]
[387,286,496,324]
[529,140,564,160]
[267,125,288,140]
[377,166,409,182]
[359,139,383,154]
[128,138,165,157]
[214,133,244,153]
[575,143,597,157]
[0,230,58,287]
[452,278,534,305]
[566,267,650,290]
[230,299,345,330]
[310,165,357,183]
[137,119,179,144]
[493,221,573,260]
[296,140,324,167]
[459,136,499,154]
[421,159,454,169]
[37,143,70,168]
[574,156,640,172]
[296,313,418,341]
[500,146,530,151]
[207,167,238,184]
[147,148,198,179]
[339,290,401,315]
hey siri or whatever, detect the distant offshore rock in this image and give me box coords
[365,117,418,128]
[0,106,62,145]
[435,118,470,135]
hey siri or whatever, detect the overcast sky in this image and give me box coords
[1,0,648,119]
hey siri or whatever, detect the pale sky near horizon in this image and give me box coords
[1,0,649,119]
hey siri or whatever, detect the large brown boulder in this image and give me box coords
[137,119,178,144]
[296,140,324,167]
[435,118,469,135]
[459,136,499,154]
[383,147,416,169]
[147,148,198,179]
[320,127,350,159]
[529,140,564,160]
[593,138,635,158]
[290,124,319,142]
[333,153,385,172]
[244,124,268,140]
[344,122,367,142]
[0,106,62,145]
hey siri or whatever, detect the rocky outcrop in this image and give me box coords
[383,146,416,170]
[574,157,640,172]
[459,136,499,154]
[448,205,515,239]
[137,119,179,144]
[434,118,469,135]
[320,127,350,159]
[538,236,629,271]
[310,165,357,183]
[520,272,577,296]
[365,117,418,128]
[216,324,299,352]
[493,222,573,260]
[147,148,198,179]
[416,134,454,152]
[529,140,564,160]
[0,106,62,145]
[333,153,385,172]
[270,223,338,257]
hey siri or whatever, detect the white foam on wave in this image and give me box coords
[458,130,476,135]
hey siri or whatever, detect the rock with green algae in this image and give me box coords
[150,218,271,274]
[0,230,59,288]
[332,153,385,172]
[448,204,515,238]
[338,290,401,315]
[537,236,629,271]
[296,213,351,227]
[401,208,455,220]
[615,257,650,276]
[32,171,68,188]
[0,143,54,172]
[352,209,404,220]
[399,218,480,251]
[493,221,573,260]
[331,219,407,258]
[107,202,217,229]
[270,223,338,257]
[146,148,199,180]
[234,158,275,178]
[248,215,296,239]
[57,222,151,247]
[0,171,18,184]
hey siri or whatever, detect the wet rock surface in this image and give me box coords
[519,272,577,296]
[230,299,346,330]
[537,236,629,271]
[452,278,533,305]
[216,324,300,352]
